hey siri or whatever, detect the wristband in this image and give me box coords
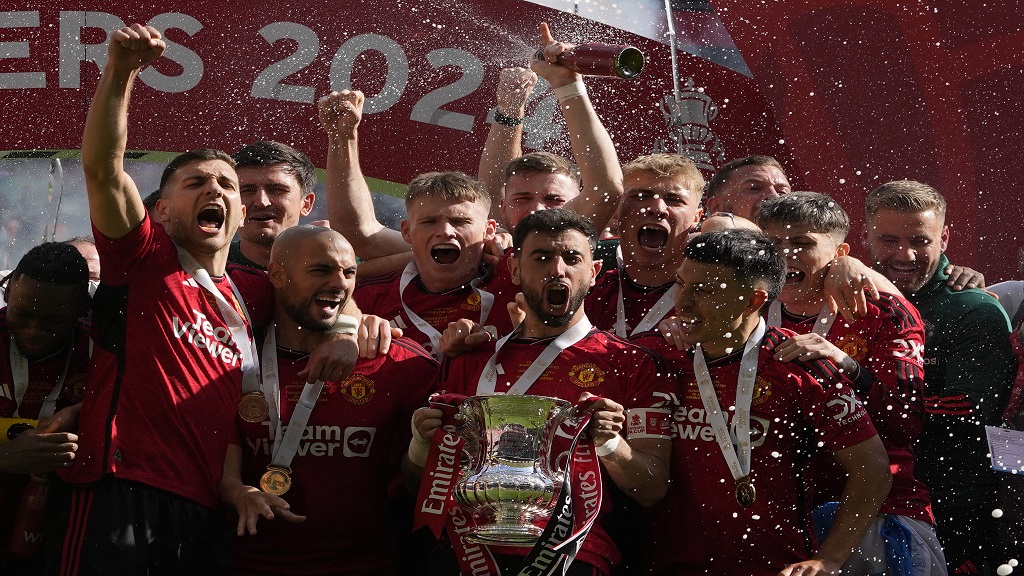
[553,81,587,103]
[327,314,359,336]
[408,436,431,467]
[595,433,621,457]
[493,110,523,127]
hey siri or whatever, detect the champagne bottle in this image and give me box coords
[538,43,646,79]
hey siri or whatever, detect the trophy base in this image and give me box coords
[464,523,544,547]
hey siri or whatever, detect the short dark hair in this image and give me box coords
[513,208,597,253]
[705,155,784,199]
[505,151,581,188]
[757,191,850,242]
[142,189,162,212]
[158,148,236,194]
[684,229,785,302]
[233,141,317,196]
[5,241,90,302]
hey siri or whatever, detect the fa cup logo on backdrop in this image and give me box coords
[653,77,726,172]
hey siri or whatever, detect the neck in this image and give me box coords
[779,293,826,317]
[240,240,272,269]
[623,258,679,288]
[271,314,326,353]
[416,266,477,294]
[520,310,586,340]
[701,315,761,359]
[186,247,229,277]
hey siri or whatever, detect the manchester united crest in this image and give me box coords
[340,374,376,405]
[568,363,605,388]
[462,293,482,311]
[751,376,773,406]
[838,334,869,362]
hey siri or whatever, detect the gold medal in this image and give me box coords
[238,392,270,423]
[735,476,756,508]
[260,465,292,495]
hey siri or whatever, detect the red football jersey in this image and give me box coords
[353,250,518,355]
[775,294,932,523]
[64,217,273,509]
[636,327,879,576]
[233,337,438,576]
[586,267,674,336]
[438,327,673,576]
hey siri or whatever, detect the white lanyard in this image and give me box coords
[615,273,676,337]
[614,245,675,337]
[176,246,261,395]
[476,316,593,396]
[260,323,324,469]
[8,335,73,419]
[398,260,493,360]
[766,300,837,337]
[692,319,766,483]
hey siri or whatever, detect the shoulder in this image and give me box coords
[355,270,401,291]
[586,329,669,372]
[761,326,848,387]
[868,292,924,329]
[387,337,439,364]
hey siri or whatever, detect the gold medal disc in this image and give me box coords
[260,466,292,495]
[735,476,756,508]
[238,392,270,423]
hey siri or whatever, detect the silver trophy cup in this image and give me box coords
[453,394,572,546]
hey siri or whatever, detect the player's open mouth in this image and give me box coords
[315,294,342,313]
[785,269,805,285]
[197,205,225,232]
[637,226,669,250]
[544,282,571,315]
[431,245,461,265]
[246,211,276,224]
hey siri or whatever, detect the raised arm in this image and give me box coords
[82,24,164,239]
[319,90,409,260]
[478,67,537,225]
[534,22,623,232]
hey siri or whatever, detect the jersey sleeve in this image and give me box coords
[620,344,676,440]
[91,215,158,283]
[854,294,926,445]
[797,357,879,452]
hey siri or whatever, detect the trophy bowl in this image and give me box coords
[453,394,572,546]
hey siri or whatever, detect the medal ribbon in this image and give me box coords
[692,319,766,484]
[176,246,260,395]
[615,273,676,337]
[476,316,593,396]
[261,324,325,470]
[399,260,494,360]
[8,335,73,419]
[766,301,837,337]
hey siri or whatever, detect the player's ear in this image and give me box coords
[509,250,522,286]
[748,288,770,314]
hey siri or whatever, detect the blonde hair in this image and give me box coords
[622,153,705,199]
[865,180,946,221]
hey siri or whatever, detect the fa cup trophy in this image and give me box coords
[452,395,573,545]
